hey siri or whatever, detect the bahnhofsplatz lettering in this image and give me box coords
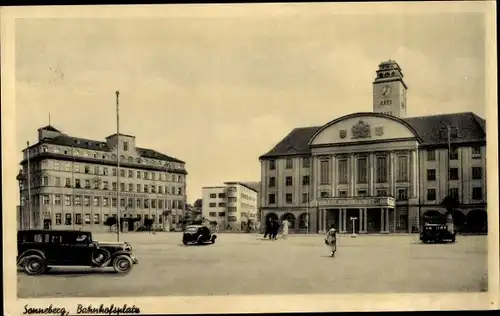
[259,60,486,235]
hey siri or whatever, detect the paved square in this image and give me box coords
[17,232,487,298]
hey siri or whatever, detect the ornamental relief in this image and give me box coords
[351,120,372,139]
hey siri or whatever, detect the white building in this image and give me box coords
[202,182,258,231]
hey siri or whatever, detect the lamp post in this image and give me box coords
[16,170,25,229]
[116,90,121,242]
[26,141,32,229]
[350,216,357,238]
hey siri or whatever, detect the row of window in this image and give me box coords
[29,144,183,169]
[32,176,183,195]
[266,186,483,205]
[267,147,483,171]
[30,161,184,182]
[427,167,483,181]
[209,202,226,208]
[207,213,238,221]
[209,212,226,217]
[209,193,226,199]
[268,166,483,188]
[54,212,166,226]
[27,194,184,209]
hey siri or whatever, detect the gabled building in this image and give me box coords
[259,60,486,234]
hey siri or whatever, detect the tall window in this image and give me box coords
[472,146,481,158]
[397,156,408,181]
[268,194,276,204]
[269,160,276,170]
[357,157,367,183]
[338,159,348,184]
[427,189,436,201]
[426,149,436,161]
[285,176,293,186]
[302,175,310,186]
[449,147,459,160]
[427,169,436,181]
[376,156,387,183]
[320,160,330,185]
[285,194,293,203]
[449,188,459,199]
[376,189,387,196]
[123,141,129,151]
[397,188,408,200]
[472,167,482,180]
[285,158,293,169]
[302,192,309,203]
[472,187,482,200]
[269,177,276,187]
[302,158,310,168]
[449,168,459,180]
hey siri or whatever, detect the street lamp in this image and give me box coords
[16,169,26,229]
[350,217,357,238]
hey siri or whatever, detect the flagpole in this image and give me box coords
[26,141,32,229]
[116,90,121,242]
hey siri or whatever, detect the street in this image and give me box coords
[17,233,488,298]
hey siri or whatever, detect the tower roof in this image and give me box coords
[38,125,61,133]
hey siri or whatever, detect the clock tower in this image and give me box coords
[373,60,408,118]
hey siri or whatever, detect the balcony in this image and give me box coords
[316,196,396,208]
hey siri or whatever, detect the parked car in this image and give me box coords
[420,223,456,243]
[182,225,217,245]
[17,229,139,275]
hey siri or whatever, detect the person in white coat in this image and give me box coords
[324,223,337,257]
[282,219,289,239]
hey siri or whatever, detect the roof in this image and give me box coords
[241,181,261,193]
[260,112,486,159]
[223,181,259,193]
[38,125,61,132]
[33,129,185,163]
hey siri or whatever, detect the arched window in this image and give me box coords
[53,147,59,153]
[128,157,133,163]
[42,146,48,153]
[298,213,311,229]
[120,155,125,161]
[93,152,97,158]
[111,154,117,161]
[102,154,107,159]
[136,158,142,164]
[83,151,88,157]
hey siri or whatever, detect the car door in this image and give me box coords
[68,233,93,266]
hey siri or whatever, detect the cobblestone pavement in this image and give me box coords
[17,233,487,298]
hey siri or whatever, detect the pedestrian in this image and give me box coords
[282,219,289,239]
[324,223,337,257]
[264,218,271,239]
[272,219,279,240]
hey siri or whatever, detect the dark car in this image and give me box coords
[420,223,456,243]
[182,225,217,245]
[17,229,139,275]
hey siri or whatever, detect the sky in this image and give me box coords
[13,4,487,204]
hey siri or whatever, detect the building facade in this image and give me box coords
[17,126,188,232]
[202,182,258,231]
[259,60,487,234]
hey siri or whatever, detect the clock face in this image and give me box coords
[380,85,391,97]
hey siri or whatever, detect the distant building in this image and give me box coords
[202,182,258,231]
[17,125,188,231]
[259,60,486,234]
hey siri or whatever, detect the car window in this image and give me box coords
[75,234,88,243]
[51,235,63,244]
[186,227,198,233]
[34,234,43,243]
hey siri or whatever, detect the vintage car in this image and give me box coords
[182,225,217,245]
[420,223,456,243]
[17,229,139,275]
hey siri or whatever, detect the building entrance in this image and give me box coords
[366,209,381,233]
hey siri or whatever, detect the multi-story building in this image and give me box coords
[17,125,188,232]
[259,60,487,234]
[202,182,258,230]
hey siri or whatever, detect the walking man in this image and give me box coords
[325,223,338,257]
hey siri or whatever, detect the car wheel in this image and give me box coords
[113,255,133,274]
[182,241,188,245]
[24,255,46,276]
[211,236,216,244]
